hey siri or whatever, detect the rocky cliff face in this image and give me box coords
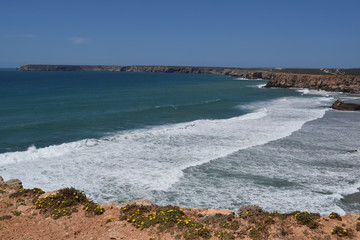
[19,64,360,93]
[19,64,272,79]
[265,73,360,93]
[20,64,123,72]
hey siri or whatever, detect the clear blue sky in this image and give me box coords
[1,0,359,68]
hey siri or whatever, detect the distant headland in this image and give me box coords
[19,64,360,93]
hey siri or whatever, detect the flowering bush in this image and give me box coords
[34,187,104,219]
[238,205,264,218]
[328,212,342,220]
[121,204,211,239]
[331,226,350,237]
[294,211,320,229]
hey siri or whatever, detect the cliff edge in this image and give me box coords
[265,73,360,93]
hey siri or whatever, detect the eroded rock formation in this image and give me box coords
[265,73,360,93]
[331,100,360,111]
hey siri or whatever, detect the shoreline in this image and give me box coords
[19,64,360,94]
[1,177,359,239]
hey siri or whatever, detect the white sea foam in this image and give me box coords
[234,77,264,81]
[297,88,310,95]
[0,96,332,204]
[152,107,360,215]
[295,88,340,97]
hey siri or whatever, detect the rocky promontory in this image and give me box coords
[265,73,360,94]
[19,64,360,93]
[331,100,360,111]
[19,64,273,79]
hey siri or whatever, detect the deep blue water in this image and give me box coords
[0,70,293,153]
[0,69,359,215]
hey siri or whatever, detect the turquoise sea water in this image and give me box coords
[0,69,359,214]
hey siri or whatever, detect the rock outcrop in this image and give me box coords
[0,176,22,190]
[265,73,360,93]
[331,100,360,111]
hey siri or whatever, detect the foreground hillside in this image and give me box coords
[1,177,359,240]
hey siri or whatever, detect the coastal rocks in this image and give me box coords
[331,100,360,111]
[19,64,360,93]
[265,73,360,93]
[0,176,23,190]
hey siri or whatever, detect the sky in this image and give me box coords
[1,0,359,68]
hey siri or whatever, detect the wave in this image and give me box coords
[154,99,222,110]
[234,77,265,81]
[0,96,332,203]
[295,88,340,97]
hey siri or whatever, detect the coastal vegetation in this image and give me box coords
[119,203,359,239]
[9,187,104,219]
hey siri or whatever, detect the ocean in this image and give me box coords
[0,69,359,215]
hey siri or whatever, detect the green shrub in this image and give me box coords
[121,205,186,230]
[295,211,320,229]
[200,214,239,230]
[0,215,12,221]
[11,211,21,216]
[16,198,25,203]
[9,188,44,198]
[183,227,211,240]
[264,215,275,225]
[49,208,77,219]
[214,231,235,240]
[329,212,342,220]
[35,188,86,209]
[5,203,13,208]
[331,226,350,237]
[201,213,234,224]
[121,204,212,239]
[238,205,264,218]
[106,218,115,223]
[220,219,240,230]
[82,201,105,215]
[34,187,104,219]
[248,223,268,240]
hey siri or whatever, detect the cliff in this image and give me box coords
[266,73,360,93]
[19,64,273,79]
[19,64,360,93]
